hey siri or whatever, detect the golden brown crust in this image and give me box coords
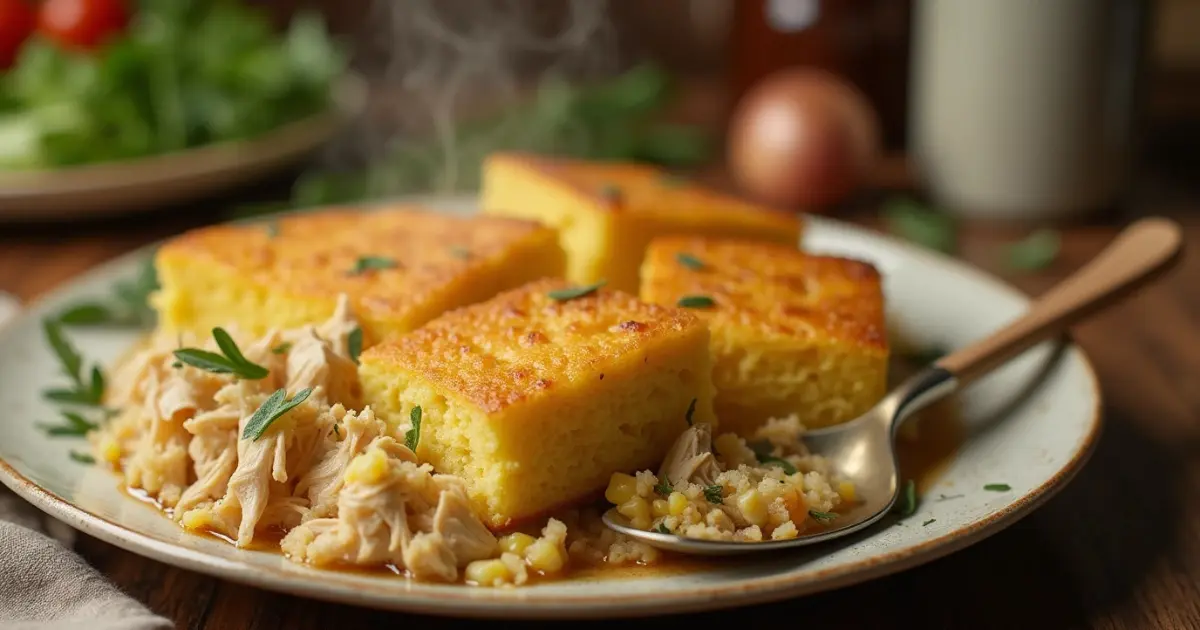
[360,278,706,415]
[640,236,888,351]
[156,206,561,327]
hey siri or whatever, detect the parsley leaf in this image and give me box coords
[684,398,696,427]
[654,479,672,496]
[547,281,605,302]
[348,256,398,275]
[174,328,269,379]
[676,295,715,309]
[405,406,423,452]
[984,483,1012,492]
[347,327,363,364]
[654,522,671,534]
[892,479,918,518]
[1004,229,1060,271]
[242,387,313,441]
[68,450,95,465]
[675,252,705,270]
[703,484,723,504]
[809,510,837,523]
[37,411,99,437]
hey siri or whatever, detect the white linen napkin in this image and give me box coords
[0,293,173,630]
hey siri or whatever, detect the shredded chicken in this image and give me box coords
[657,423,723,487]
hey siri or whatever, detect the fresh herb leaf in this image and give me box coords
[88,367,105,405]
[1004,229,1060,271]
[242,387,313,441]
[654,479,672,496]
[57,303,117,325]
[43,319,83,388]
[676,295,715,309]
[809,510,837,523]
[347,327,363,364]
[882,197,957,253]
[172,361,183,369]
[684,398,697,427]
[703,484,723,504]
[405,406,422,452]
[449,246,472,260]
[68,450,95,465]
[271,342,292,355]
[174,328,268,379]
[675,253,705,270]
[37,411,99,437]
[597,184,622,202]
[922,518,936,526]
[547,281,605,302]
[330,424,342,439]
[348,256,398,275]
[43,388,103,406]
[984,483,1012,492]
[654,522,671,534]
[758,454,798,475]
[893,479,918,517]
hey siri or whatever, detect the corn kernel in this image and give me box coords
[652,499,670,517]
[466,559,513,586]
[668,491,688,516]
[179,509,213,532]
[737,490,769,527]
[499,532,536,555]
[837,480,857,502]
[100,438,121,465]
[618,497,652,530]
[525,540,567,573]
[605,473,638,505]
[344,448,388,485]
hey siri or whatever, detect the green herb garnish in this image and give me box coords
[809,510,837,523]
[684,398,697,427]
[675,253,705,270]
[330,424,342,439]
[882,197,957,253]
[348,256,398,275]
[37,411,99,437]
[654,523,671,534]
[174,328,269,379]
[703,484,723,504]
[242,387,313,441]
[42,319,105,406]
[547,281,605,302]
[922,518,936,526]
[449,246,472,260]
[347,327,363,364]
[56,257,159,328]
[405,406,423,452]
[1004,229,1060,271]
[758,455,798,475]
[983,483,1012,492]
[171,361,183,369]
[654,479,672,496]
[68,451,95,465]
[676,295,715,309]
[893,479,918,517]
[271,342,292,355]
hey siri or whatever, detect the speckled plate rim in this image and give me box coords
[0,202,1104,619]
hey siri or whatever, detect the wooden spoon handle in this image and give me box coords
[937,218,1184,386]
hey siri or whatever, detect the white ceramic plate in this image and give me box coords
[0,198,1101,619]
[0,75,365,222]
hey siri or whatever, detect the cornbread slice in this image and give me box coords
[640,237,888,436]
[358,278,717,530]
[480,152,803,293]
[152,207,565,348]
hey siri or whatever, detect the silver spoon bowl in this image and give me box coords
[604,217,1183,556]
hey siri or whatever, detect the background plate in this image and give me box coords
[0,198,1101,619]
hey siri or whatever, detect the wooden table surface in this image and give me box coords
[2,163,1199,630]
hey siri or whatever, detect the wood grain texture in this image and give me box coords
[2,182,1199,630]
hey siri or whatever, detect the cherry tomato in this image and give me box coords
[38,0,128,51]
[0,0,36,69]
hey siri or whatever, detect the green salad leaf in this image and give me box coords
[0,0,345,170]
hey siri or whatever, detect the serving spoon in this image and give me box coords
[604,217,1183,555]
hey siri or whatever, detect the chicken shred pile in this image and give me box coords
[92,295,498,582]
